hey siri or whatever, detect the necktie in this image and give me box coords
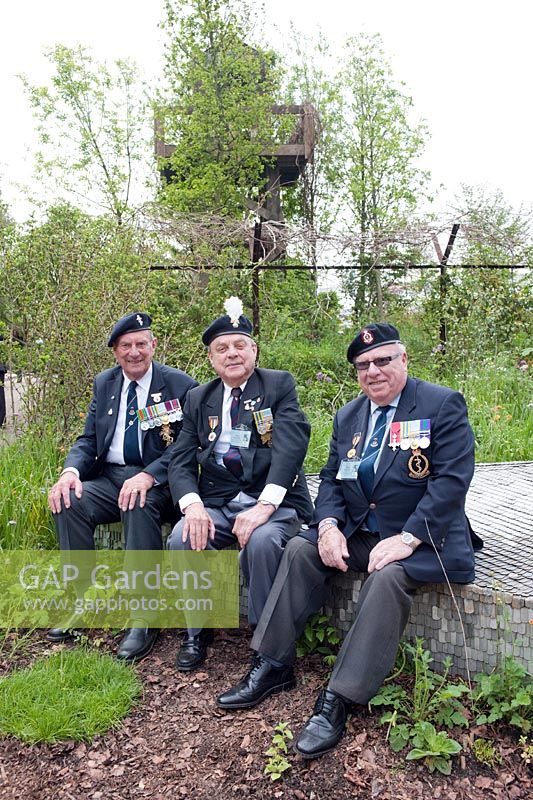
[358,405,391,532]
[123,381,142,465]
[223,387,243,478]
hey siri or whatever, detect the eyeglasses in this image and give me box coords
[354,352,402,372]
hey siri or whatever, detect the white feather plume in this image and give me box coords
[224,296,244,326]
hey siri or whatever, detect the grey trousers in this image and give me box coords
[251,533,421,705]
[54,464,174,552]
[167,495,301,629]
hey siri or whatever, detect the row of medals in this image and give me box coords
[136,410,181,431]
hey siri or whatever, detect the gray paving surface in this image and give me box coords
[307,461,533,599]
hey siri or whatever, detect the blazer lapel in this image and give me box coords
[373,378,418,489]
[203,381,224,454]
[142,361,166,446]
[239,371,262,478]
[102,370,123,452]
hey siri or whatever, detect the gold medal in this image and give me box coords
[347,433,361,459]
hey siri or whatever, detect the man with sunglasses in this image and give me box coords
[217,322,482,759]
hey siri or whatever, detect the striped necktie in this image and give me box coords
[358,405,391,531]
[222,387,243,478]
[123,381,142,465]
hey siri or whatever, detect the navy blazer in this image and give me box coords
[168,368,313,522]
[64,361,198,486]
[311,377,482,584]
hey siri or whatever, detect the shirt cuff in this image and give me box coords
[258,483,286,508]
[61,467,80,479]
[179,492,203,513]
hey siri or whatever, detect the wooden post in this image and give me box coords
[251,221,262,338]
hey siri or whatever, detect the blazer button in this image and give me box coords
[208,481,214,487]
[369,502,377,509]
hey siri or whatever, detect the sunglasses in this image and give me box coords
[354,352,402,372]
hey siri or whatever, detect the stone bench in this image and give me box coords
[95,461,533,678]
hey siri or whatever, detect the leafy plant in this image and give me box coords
[471,737,502,768]
[296,612,340,667]
[519,735,533,766]
[472,656,533,733]
[264,722,293,781]
[405,721,462,775]
[369,639,467,769]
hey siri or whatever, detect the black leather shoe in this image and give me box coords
[176,630,214,672]
[116,627,159,662]
[216,655,296,709]
[46,627,76,643]
[295,689,349,758]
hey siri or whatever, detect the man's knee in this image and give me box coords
[167,519,187,550]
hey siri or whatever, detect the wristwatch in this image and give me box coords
[401,531,417,551]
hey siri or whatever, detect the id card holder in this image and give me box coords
[336,458,361,480]
[230,427,252,448]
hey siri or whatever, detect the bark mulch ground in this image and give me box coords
[0,627,531,800]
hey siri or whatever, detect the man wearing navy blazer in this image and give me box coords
[47,311,197,660]
[167,298,313,671]
[217,322,482,759]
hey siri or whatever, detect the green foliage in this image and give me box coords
[2,205,153,438]
[405,721,462,775]
[519,735,533,766]
[264,721,293,781]
[370,639,466,771]
[471,737,503,768]
[0,427,61,548]
[0,647,141,743]
[21,44,149,224]
[472,656,533,734]
[160,0,281,217]
[296,613,340,667]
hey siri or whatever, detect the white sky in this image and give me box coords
[2,0,532,221]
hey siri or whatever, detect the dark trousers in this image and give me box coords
[252,533,421,705]
[54,464,175,551]
[167,494,301,629]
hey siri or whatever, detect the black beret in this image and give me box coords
[107,312,152,347]
[347,322,401,363]
[202,314,253,346]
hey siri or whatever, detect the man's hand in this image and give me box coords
[182,502,216,550]
[232,503,276,548]
[118,472,156,512]
[368,534,419,573]
[318,526,350,572]
[48,472,83,514]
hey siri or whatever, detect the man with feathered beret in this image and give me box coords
[217,321,482,759]
[167,297,313,671]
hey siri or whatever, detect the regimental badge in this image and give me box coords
[160,423,174,447]
[408,449,430,479]
[361,328,374,344]
[151,392,162,403]
[244,396,262,412]
[347,432,361,459]
[208,416,219,442]
[136,314,144,326]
